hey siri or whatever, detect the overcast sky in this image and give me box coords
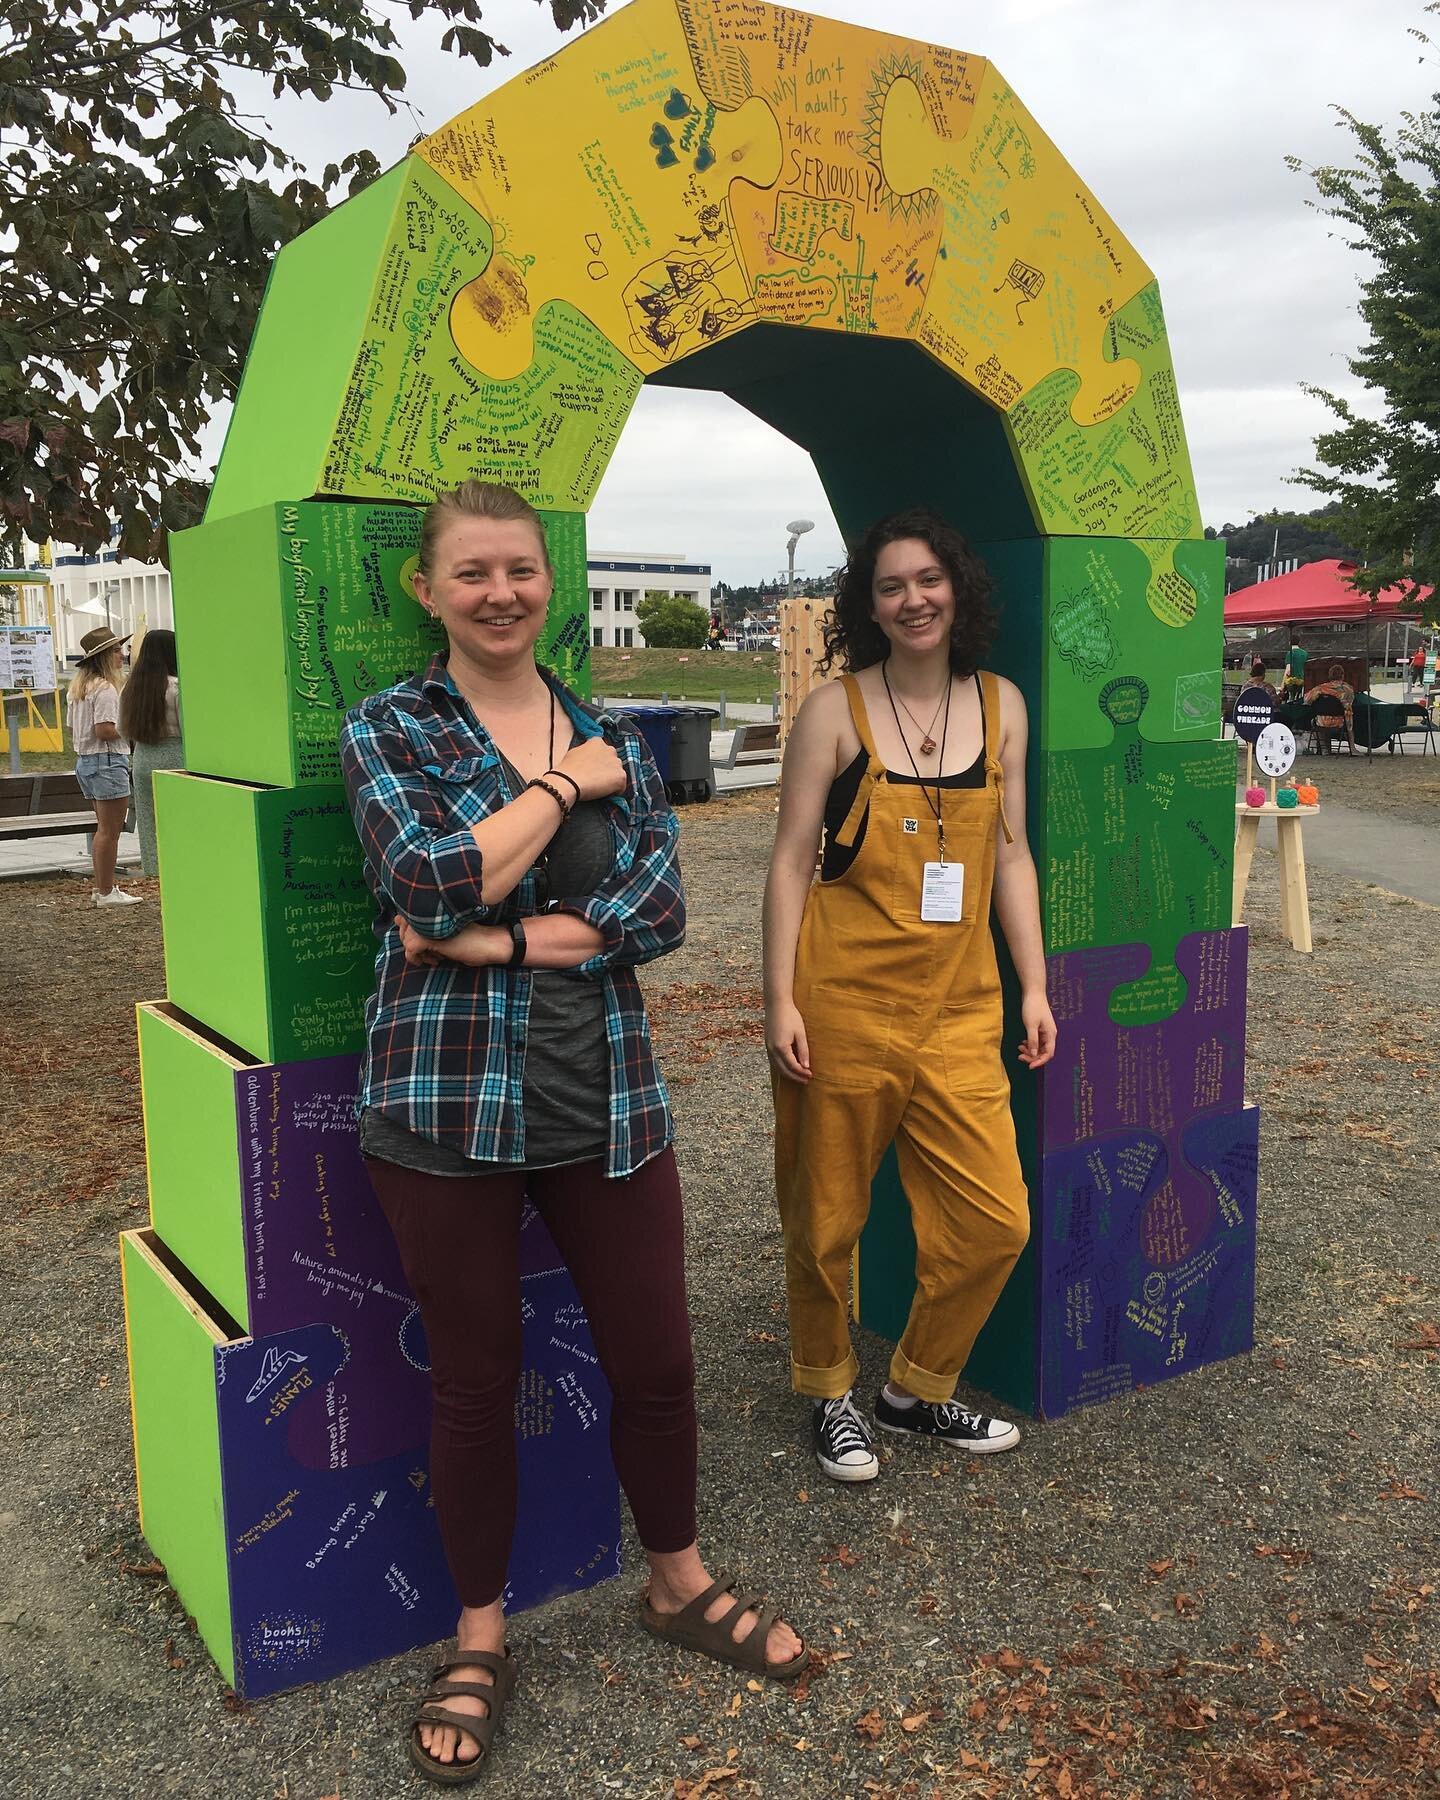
[240,0,1437,584]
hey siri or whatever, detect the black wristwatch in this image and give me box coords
[507,919,527,968]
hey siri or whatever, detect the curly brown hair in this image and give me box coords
[819,507,996,676]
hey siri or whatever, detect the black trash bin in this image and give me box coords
[665,705,719,804]
[609,704,678,789]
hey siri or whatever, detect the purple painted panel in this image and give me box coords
[1038,928,1254,1417]
[215,1266,620,1700]
[1043,929,1248,1153]
[238,1055,564,1335]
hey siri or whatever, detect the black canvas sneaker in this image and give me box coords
[812,1390,880,1482]
[873,1388,1021,1453]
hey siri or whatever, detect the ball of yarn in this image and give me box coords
[1296,783,1319,806]
[1245,786,1266,808]
[1276,786,1299,809]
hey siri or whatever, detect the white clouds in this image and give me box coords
[211,0,1435,577]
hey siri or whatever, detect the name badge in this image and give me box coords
[921,860,964,922]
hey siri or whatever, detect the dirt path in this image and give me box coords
[1,793,1437,1799]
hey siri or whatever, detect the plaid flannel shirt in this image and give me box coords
[340,655,685,1177]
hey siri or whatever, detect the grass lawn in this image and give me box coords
[588,646,778,701]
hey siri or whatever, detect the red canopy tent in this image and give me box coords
[1222,559,1429,625]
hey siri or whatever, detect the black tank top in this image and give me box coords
[820,675,988,881]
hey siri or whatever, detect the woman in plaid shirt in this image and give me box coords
[341,481,803,1783]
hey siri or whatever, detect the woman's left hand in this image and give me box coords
[398,918,509,968]
[1017,991,1057,1070]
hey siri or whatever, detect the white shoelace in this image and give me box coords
[821,1392,873,1456]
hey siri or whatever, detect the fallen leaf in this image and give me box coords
[997,1647,1024,1671]
[1174,1593,1199,1615]
[120,1558,165,1578]
[680,1735,702,1750]
[1379,1480,1426,1501]
[836,1544,860,1568]
[901,1710,931,1732]
[725,1692,741,1717]
[1147,1558,1175,1578]
[1257,1633,1280,1660]
[795,1490,809,1504]
[745,1679,762,1693]
[1397,1322,1440,1349]
[854,1708,885,1741]
[162,1636,184,1670]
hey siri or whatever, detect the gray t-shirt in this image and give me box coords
[360,766,616,1176]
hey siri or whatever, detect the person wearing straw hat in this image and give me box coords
[67,626,141,906]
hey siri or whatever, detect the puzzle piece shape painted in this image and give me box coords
[1043,930,1248,1153]
[1039,1104,1258,1416]
[1044,681,1235,1021]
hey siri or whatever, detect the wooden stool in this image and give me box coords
[1233,801,1315,953]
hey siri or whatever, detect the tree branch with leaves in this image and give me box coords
[0,0,605,563]
[1287,2,1440,624]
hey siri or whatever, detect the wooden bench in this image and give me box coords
[719,721,781,768]
[0,771,96,842]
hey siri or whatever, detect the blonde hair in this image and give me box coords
[68,648,124,704]
[417,480,551,576]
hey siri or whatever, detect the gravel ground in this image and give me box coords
[1,785,1437,1800]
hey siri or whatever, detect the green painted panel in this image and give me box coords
[157,773,268,1059]
[1007,283,1201,543]
[121,1230,235,1688]
[207,164,409,523]
[172,501,445,787]
[251,787,373,1064]
[139,1003,253,1332]
[1043,537,1223,751]
[157,775,371,1065]
[1044,686,1235,1024]
[536,511,592,700]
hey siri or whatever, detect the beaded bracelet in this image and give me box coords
[546,768,582,810]
[526,776,571,816]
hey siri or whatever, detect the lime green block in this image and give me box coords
[1007,283,1202,543]
[121,1229,235,1689]
[138,1002,252,1329]
[170,500,444,787]
[155,772,372,1065]
[208,156,641,523]
[1043,537,1223,750]
[206,163,410,523]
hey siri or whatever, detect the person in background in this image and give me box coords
[67,626,140,907]
[1243,657,1278,701]
[119,628,181,878]
[1409,643,1426,697]
[1282,639,1309,698]
[1308,660,1355,753]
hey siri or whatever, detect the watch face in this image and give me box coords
[1255,722,1297,777]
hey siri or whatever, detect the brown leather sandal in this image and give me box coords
[639,1573,807,1681]
[408,1647,517,1786]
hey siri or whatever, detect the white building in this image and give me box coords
[42,546,174,662]
[588,554,712,649]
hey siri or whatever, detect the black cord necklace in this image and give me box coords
[882,659,952,863]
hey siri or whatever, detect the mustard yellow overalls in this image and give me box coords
[773,670,1030,1403]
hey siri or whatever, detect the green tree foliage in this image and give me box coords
[637,589,708,648]
[1287,5,1440,624]
[0,0,604,563]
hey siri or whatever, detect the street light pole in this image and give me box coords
[785,518,814,598]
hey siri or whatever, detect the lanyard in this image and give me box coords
[882,660,952,863]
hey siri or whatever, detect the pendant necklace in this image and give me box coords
[883,660,953,862]
[885,663,949,755]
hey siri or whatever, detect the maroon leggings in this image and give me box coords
[364,1147,697,1607]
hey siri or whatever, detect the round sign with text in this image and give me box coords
[1232,689,1276,743]
[1255,722,1297,778]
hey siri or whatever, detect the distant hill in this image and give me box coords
[1209,509,1361,591]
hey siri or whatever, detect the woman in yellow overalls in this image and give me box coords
[763,508,1055,1483]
